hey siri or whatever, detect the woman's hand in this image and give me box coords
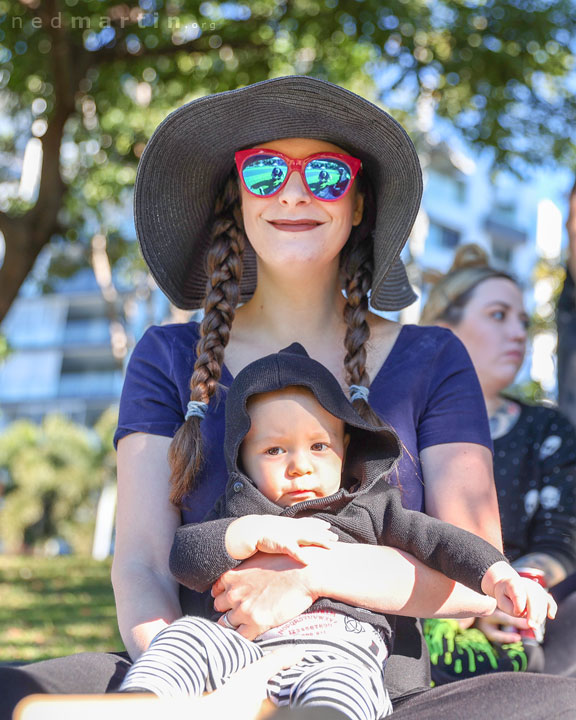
[456,617,476,631]
[212,542,498,641]
[475,609,530,644]
[212,550,320,639]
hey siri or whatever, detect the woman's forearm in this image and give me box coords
[112,559,182,660]
[307,543,497,618]
[115,434,183,660]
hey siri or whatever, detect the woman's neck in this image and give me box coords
[484,391,504,418]
[236,263,347,347]
[483,388,521,440]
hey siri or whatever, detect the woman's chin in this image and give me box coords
[259,251,341,275]
[495,370,521,392]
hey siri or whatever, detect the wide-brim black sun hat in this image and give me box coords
[134,75,421,311]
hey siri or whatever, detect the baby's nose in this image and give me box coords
[288,451,313,476]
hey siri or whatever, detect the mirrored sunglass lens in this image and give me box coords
[304,158,352,199]
[241,155,288,196]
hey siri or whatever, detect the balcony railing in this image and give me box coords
[62,320,111,346]
[58,371,124,398]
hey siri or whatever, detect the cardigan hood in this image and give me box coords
[223,343,402,513]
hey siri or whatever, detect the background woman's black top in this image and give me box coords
[494,401,576,574]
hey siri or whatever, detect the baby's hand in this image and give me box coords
[226,515,338,563]
[494,577,556,630]
[482,561,557,629]
[254,516,338,564]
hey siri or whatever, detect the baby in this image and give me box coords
[120,343,555,720]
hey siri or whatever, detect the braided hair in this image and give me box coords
[340,179,382,427]
[168,175,245,505]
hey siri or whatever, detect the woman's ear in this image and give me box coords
[352,191,364,226]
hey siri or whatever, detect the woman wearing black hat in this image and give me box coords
[2,77,575,719]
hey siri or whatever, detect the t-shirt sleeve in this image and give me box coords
[113,325,186,448]
[418,331,492,452]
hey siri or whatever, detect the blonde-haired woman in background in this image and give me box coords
[421,244,576,683]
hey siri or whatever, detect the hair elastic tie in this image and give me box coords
[185,400,208,421]
[349,384,370,402]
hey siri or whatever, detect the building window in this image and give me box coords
[427,222,461,250]
[427,171,467,205]
[491,241,514,266]
[0,350,62,400]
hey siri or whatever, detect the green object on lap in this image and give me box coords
[423,619,544,687]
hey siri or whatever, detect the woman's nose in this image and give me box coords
[510,316,528,342]
[277,170,311,205]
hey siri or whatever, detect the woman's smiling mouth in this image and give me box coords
[267,219,325,232]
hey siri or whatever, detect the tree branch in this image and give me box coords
[91,37,213,64]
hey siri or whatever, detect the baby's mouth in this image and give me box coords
[285,489,317,499]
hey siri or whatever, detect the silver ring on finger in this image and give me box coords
[221,611,239,630]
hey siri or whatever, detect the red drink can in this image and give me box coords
[515,567,547,644]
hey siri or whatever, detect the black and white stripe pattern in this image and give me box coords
[121,616,392,719]
[121,616,262,696]
[261,637,391,719]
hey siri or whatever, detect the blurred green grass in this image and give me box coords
[0,556,123,662]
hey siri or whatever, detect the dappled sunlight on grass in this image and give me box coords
[0,556,123,662]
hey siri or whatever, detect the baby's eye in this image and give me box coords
[311,442,328,452]
[265,447,285,456]
[490,310,505,321]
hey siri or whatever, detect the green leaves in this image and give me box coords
[0,410,118,554]
[0,0,574,318]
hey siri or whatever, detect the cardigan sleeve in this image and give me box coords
[376,488,507,594]
[169,514,242,593]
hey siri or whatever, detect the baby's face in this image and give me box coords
[240,387,349,507]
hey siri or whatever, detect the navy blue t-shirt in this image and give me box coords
[114,323,492,524]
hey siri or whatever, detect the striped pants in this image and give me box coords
[120,616,392,720]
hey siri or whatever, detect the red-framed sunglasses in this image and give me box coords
[234,148,362,202]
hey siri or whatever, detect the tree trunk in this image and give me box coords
[0,108,69,324]
[0,0,86,324]
[0,218,43,322]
